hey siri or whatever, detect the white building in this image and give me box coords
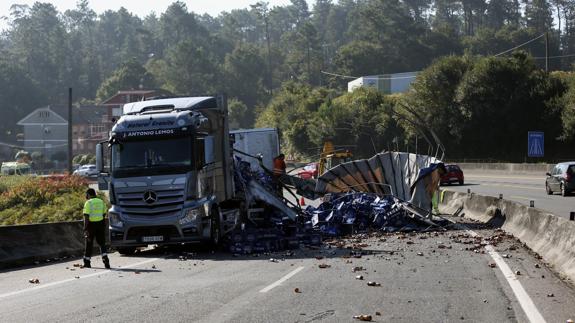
[348,71,418,94]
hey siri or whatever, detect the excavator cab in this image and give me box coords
[325,152,353,170]
[317,140,353,176]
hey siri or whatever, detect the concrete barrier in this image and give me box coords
[441,190,575,282]
[0,221,86,269]
[456,163,553,175]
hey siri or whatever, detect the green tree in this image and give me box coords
[455,52,561,159]
[96,58,156,101]
[156,40,220,95]
[9,3,68,101]
[405,55,473,154]
[0,60,46,143]
[228,98,251,129]
[224,44,267,109]
[256,81,334,156]
[525,0,554,33]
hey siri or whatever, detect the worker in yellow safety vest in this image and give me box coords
[83,188,110,269]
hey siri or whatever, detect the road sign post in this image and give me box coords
[527,131,544,158]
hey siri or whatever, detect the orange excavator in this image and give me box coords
[317,140,353,176]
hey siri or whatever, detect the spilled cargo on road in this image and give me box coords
[223,152,447,254]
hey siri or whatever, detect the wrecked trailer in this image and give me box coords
[224,151,447,254]
[303,152,447,235]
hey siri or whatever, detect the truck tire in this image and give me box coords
[546,183,553,195]
[117,247,136,256]
[210,208,221,247]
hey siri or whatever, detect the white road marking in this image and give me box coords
[462,229,546,323]
[0,258,160,300]
[475,183,541,191]
[465,175,544,180]
[259,266,305,293]
[509,195,536,201]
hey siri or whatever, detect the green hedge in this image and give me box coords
[0,175,108,225]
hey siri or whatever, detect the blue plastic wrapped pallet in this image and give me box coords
[303,192,428,235]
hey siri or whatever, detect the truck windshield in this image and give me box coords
[112,137,192,176]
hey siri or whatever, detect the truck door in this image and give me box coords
[196,135,216,198]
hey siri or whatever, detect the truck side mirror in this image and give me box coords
[96,143,105,173]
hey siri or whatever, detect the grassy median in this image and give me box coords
[0,175,107,225]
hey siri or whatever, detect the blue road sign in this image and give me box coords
[528,131,544,157]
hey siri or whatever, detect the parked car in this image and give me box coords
[73,164,98,177]
[546,162,575,196]
[440,164,464,185]
[298,162,318,179]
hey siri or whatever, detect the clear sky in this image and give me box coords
[0,0,311,19]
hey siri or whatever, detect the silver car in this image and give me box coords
[73,164,98,177]
[546,162,575,196]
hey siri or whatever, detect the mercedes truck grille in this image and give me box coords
[117,188,185,216]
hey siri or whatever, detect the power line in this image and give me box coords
[321,70,419,80]
[323,33,546,80]
[493,33,545,57]
[533,53,575,60]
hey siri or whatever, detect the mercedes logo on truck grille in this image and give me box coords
[143,190,157,204]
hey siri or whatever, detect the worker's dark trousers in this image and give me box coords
[84,220,107,258]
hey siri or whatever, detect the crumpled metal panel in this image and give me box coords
[315,152,440,201]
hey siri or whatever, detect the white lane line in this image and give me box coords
[465,175,544,180]
[474,183,541,191]
[509,195,535,201]
[259,266,304,293]
[462,229,546,323]
[0,258,159,300]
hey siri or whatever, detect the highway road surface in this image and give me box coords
[444,172,575,219]
[1,215,574,322]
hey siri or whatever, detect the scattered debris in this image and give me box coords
[304,192,443,236]
[502,254,511,259]
[151,265,156,269]
[269,258,279,263]
[318,264,331,269]
[73,263,81,267]
[356,275,364,280]
[515,271,521,276]
[535,264,540,268]
[294,288,301,293]
[547,293,554,297]
[28,278,40,284]
[488,263,496,268]
[375,311,382,316]
[367,281,381,287]
[74,276,80,279]
[353,266,364,272]
[417,252,424,256]
[353,314,373,321]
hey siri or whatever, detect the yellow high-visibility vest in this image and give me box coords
[83,198,105,222]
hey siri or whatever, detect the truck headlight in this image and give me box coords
[109,212,123,228]
[179,208,201,225]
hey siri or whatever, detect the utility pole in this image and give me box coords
[545,32,549,72]
[67,88,73,175]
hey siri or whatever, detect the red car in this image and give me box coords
[298,162,318,179]
[441,164,464,185]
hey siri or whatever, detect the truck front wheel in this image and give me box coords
[210,208,221,247]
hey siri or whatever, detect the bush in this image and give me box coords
[0,175,108,225]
